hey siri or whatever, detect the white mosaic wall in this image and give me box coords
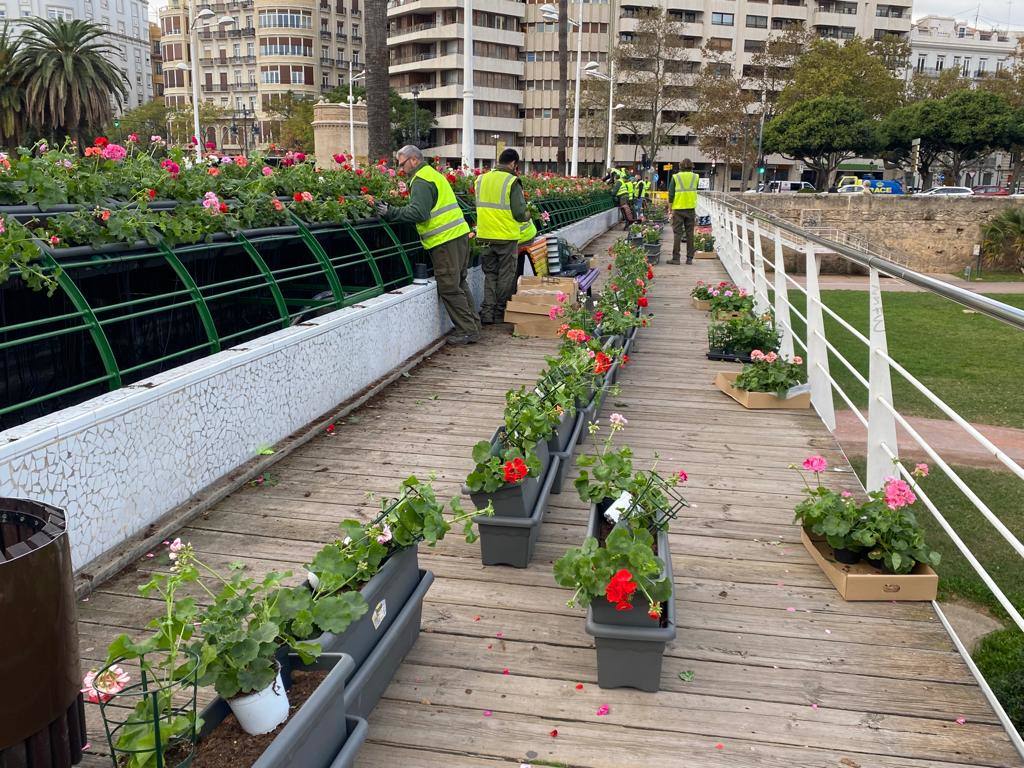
[0,211,612,572]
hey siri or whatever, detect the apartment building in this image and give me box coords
[387,0,526,165]
[0,0,153,111]
[387,0,912,180]
[159,0,366,150]
[151,22,164,102]
[909,15,1021,81]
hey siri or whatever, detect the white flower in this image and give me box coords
[342,536,352,546]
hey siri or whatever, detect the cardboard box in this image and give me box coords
[694,250,717,260]
[800,529,938,601]
[505,315,564,338]
[692,298,711,311]
[517,276,579,292]
[715,371,811,410]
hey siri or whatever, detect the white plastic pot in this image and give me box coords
[227,670,290,735]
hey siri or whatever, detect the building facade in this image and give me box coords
[150,22,164,102]
[909,15,1019,81]
[158,0,366,151]
[0,0,153,111]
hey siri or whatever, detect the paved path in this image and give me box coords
[74,229,1023,768]
[786,273,1024,294]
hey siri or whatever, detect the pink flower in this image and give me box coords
[913,463,929,478]
[792,355,803,365]
[127,133,139,142]
[202,191,220,211]
[802,455,828,473]
[548,306,559,320]
[81,666,130,704]
[294,152,307,162]
[49,235,60,246]
[609,413,628,427]
[596,704,610,716]
[765,351,778,363]
[150,134,164,144]
[841,490,852,498]
[540,211,551,223]
[883,478,916,510]
[262,166,273,176]
[101,144,127,162]
[376,523,393,545]
[0,216,5,235]
[724,290,733,297]
[750,349,765,361]
[301,191,313,203]
[555,291,568,303]
[677,469,688,483]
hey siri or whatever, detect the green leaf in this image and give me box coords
[311,592,368,634]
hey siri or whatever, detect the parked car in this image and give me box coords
[972,185,1011,197]
[767,180,817,193]
[836,184,871,194]
[916,186,974,197]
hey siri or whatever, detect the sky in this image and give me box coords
[913,0,1024,29]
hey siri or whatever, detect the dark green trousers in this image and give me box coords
[479,239,519,321]
[429,234,480,335]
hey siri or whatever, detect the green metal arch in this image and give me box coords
[155,242,221,355]
[286,213,347,306]
[235,233,291,328]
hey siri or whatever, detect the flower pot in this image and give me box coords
[692,297,711,311]
[711,309,747,321]
[714,371,811,410]
[643,242,661,264]
[550,410,587,495]
[228,668,290,735]
[694,250,717,260]
[475,454,559,568]
[467,428,549,518]
[197,652,360,768]
[546,408,578,455]
[585,596,676,692]
[706,348,754,364]
[833,547,862,565]
[312,545,421,671]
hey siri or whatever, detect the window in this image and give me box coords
[352,23,359,37]
[46,6,73,19]
[258,9,312,29]
[261,68,281,83]
[525,51,536,61]
[233,43,240,56]
[744,39,765,52]
[706,37,732,51]
[978,58,987,73]
[962,57,971,76]
[916,54,926,72]
[247,42,254,55]
[746,14,767,27]
[711,12,734,25]
[935,55,944,71]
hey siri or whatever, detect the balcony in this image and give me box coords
[320,56,336,65]
[320,29,332,38]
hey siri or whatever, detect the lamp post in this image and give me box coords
[348,59,365,168]
[462,0,475,169]
[583,60,620,172]
[177,9,234,161]
[491,132,500,165]
[411,84,421,146]
[540,2,583,177]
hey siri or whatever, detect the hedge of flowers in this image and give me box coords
[0,137,611,291]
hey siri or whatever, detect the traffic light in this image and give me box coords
[113,119,120,128]
[757,164,766,175]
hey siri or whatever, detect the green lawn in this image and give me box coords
[847,457,1024,733]
[781,290,1024,429]
[956,271,1024,283]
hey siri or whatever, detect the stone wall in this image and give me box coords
[745,194,1020,274]
[312,101,369,168]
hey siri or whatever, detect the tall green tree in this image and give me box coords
[763,95,879,188]
[107,99,169,141]
[0,25,23,147]
[365,0,390,163]
[266,93,315,151]
[931,89,1014,180]
[880,99,945,188]
[778,36,904,118]
[326,85,436,150]
[15,18,128,143]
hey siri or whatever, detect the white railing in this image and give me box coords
[699,191,1024,756]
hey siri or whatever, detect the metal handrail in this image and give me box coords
[707,191,1024,331]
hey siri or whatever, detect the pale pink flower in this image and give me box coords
[376,523,393,545]
[81,666,130,703]
[0,216,5,236]
[724,290,733,297]
[765,351,778,363]
[167,538,183,560]
[802,455,828,473]
[202,191,220,211]
[841,490,852,498]
[609,413,628,427]
[792,355,803,365]
[300,191,313,202]
[913,463,929,478]
[548,306,559,320]
[883,477,916,510]
[750,349,765,361]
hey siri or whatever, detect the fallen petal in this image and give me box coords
[575,683,584,690]
[549,729,558,737]
[956,716,967,725]
[502,668,510,675]
[483,710,493,717]
[715,743,724,750]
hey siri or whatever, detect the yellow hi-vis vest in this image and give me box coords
[671,171,699,210]
[519,217,538,244]
[474,169,521,241]
[410,163,470,249]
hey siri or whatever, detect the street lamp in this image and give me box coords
[491,132,500,164]
[584,60,619,172]
[410,84,421,146]
[178,8,234,160]
[540,2,583,177]
[348,60,365,169]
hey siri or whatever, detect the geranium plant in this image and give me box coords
[707,315,780,357]
[733,350,806,396]
[574,413,634,505]
[695,232,716,252]
[466,440,543,493]
[708,284,753,315]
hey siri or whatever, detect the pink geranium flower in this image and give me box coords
[913,463,929,478]
[82,666,130,703]
[802,455,828,473]
[883,477,916,510]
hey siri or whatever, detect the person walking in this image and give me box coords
[633,174,647,220]
[668,159,699,265]
[613,172,634,231]
[474,148,532,325]
[369,145,480,344]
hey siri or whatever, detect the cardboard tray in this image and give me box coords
[715,371,811,410]
[694,250,717,260]
[800,529,938,601]
[506,314,564,338]
[692,297,711,311]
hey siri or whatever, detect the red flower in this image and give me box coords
[205,140,217,150]
[677,469,688,483]
[607,264,612,271]
[326,424,336,434]
[446,172,458,183]
[647,268,654,279]
[593,351,612,375]
[293,192,304,202]
[100,209,111,221]
[502,457,528,484]
[641,319,648,327]
[593,311,604,323]
[355,168,364,176]
[605,569,638,610]
[648,605,662,620]
[360,186,369,194]
[218,202,228,214]
[549,729,559,737]
[94,136,109,148]
[622,354,630,366]
[147,188,156,200]
[638,296,649,307]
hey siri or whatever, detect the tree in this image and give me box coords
[879,99,945,188]
[364,0,390,163]
[868,33,911,74]
[266,93,315,151]
[691,55,757,190]
[779,36,904,118]
[556,0,568,172]
[748,29,812,124]
[763,95,879,188]
[981,207,1024,274]
[14,18,128,143]
[167,101,228,146]
[905,68,972,102]
[325,85,436,151]
[0,25,23,147]
[978,59,1024,190]
[930,89,1014,181]
[108,99,169,141]
[613,8,686,171]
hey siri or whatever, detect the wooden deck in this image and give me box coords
[75,228,1023,768]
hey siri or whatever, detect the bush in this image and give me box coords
[981,208,1024,275]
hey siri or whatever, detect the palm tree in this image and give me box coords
[981,208,1024,274]
[364,0,391,164]
[14,18,128,144]
[0,24,23,147]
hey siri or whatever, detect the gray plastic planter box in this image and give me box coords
[546,409,578,454]
[313,545,420,670]
[467,428,551,518]
[551,410,587,495]
[341,569,434,719]
[475,454,559,568]
[583,505,676,692]
[198,652,364,768]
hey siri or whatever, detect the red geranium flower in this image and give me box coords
[147,188,156,200]
[218,202,228,214]
[293,192,304,202]
[593,351,612,375]
[647,267,654,279]
[94,136,109,148]
[360,186,369,193]
[502,457,528,484]
[638,296,649,307]
[605,569,637,610]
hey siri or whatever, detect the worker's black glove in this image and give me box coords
[375,201,389,217]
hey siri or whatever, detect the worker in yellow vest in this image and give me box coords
[613,172,634,230]
[370,145,480,344]
[474,148,532,325]
[668,159,699,265]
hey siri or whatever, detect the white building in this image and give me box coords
[0,0,153,111]
[909,15,1020,80]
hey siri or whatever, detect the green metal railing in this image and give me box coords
[1,195,612,429]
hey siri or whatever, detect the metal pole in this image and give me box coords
[462,0,475,169]
[755,86,766,187]
[189,11,202,161]
[604,58,615,171]
[569,4,583,177]
[348,58,357,169]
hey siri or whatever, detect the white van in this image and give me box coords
[767,181,816,193]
